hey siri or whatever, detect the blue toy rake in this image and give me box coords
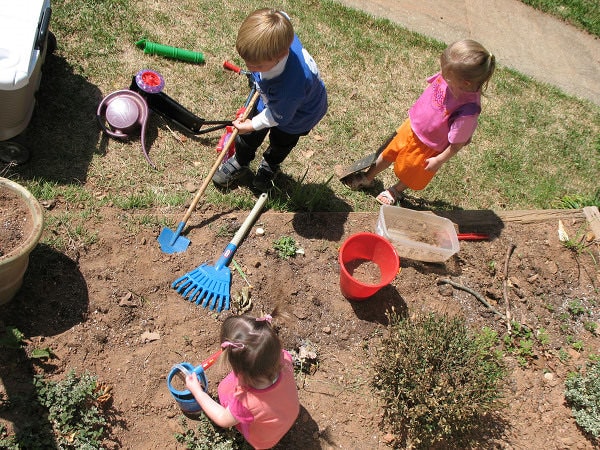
[171,193,267,312]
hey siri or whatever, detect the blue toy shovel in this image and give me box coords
[171,193,268,312]
[157,89,260,254]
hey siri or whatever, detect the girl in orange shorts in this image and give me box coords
[345,39,495,205]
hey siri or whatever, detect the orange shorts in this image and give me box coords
[381,118,438,191]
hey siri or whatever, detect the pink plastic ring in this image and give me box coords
[135,69,165,94]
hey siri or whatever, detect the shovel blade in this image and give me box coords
[158,223,190,254]
[336,132,394,180]
[172,264,231,312]
[335,151,378,180]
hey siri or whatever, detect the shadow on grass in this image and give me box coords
[212,168,354,242]
[8,52,103,184]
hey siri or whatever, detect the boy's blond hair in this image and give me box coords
[236,9,294,64]
[441,39,496,92]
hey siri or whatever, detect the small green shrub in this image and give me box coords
[273,236,298,259]
[555,191,600,209]
[567,299,587,317]
[34,370,109,448]
[0,423,18,449]
[0,326,25,348]
[584,321,598,334]
[175,415,251,449]
[564,360,600,439]
[503,321,536,367]
[373,311,506,448]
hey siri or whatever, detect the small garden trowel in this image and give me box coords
[335,132,393,181]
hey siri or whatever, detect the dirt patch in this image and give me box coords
[345,259,382,285]
[0,202,599,449]
[0,189,32,258]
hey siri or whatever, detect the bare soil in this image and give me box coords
[0,189,32,258]
[1,197,600,449]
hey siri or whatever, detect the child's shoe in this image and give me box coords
[253,160,279,192]
[376,186,401,205]
[212,156,249,187]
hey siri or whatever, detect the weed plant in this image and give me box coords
[564,360,600,440]
[0,370,109,448]
[175,415,251,449]
[373,311,506,448]
[273,236,298,259]
[554,190,600,209]
[33,371,109,448]
[502,321,537,367]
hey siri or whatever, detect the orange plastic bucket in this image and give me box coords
[338,232,399,301]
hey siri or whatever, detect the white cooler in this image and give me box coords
[0,0,52,141]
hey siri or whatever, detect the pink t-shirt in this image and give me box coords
[218,350,300,449]
[408,73,481,152]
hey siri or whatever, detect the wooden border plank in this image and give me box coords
[583,206,600,241]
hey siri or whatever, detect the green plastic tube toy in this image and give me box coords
[136,39,205,64]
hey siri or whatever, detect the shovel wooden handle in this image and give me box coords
[180,89,260,225]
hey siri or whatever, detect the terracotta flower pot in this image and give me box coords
[0,177,44,304]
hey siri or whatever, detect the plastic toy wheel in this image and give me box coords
[47,31,57,55]
[135,69,165,94]
[0,141,30,165]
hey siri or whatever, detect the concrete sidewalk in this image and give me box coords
[336,0,600,106]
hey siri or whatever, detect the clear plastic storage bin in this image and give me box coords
[375,204,460,263]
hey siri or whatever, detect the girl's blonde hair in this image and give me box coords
[441,39,496,92]
[220,307,286,386]
[236,9,294,64]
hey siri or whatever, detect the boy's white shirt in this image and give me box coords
[250,55,288,130]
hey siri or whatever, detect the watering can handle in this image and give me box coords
[200,349,223,370]
[172,363,192,376]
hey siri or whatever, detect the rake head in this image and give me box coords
[172,264,231,312]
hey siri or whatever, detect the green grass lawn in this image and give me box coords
[519,0,600,37]
[8,0,600,213]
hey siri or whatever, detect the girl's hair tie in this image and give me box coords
[221,341,245,349]
[256,314,273,324]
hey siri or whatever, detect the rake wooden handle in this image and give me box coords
[215,192,268,270]
[231,193,268,247]
[180,89,260,225]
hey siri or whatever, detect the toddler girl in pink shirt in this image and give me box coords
[186,309,299,449]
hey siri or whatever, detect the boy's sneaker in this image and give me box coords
[212,156,249,187]
[253,160,278,192]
